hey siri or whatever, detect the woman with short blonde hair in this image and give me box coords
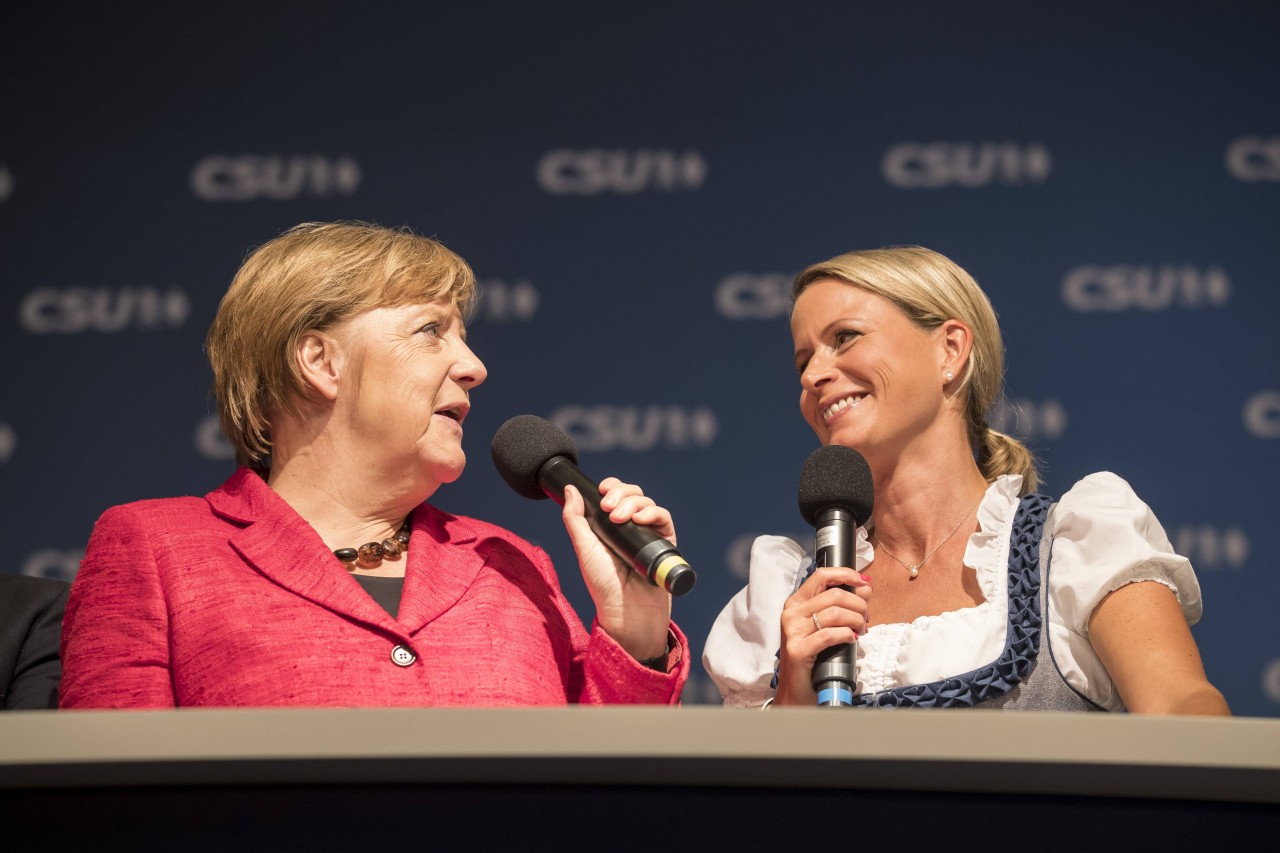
[62,221,689,708]
[207,221,478,470]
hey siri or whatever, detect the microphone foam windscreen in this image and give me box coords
[491,414,580,500]
[797,445,875,527]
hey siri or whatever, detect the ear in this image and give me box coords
[938,318,974,385]
[295,330,344,402]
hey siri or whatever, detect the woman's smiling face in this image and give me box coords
[791,278,948,460]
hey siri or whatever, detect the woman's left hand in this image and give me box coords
[561,478,674,661]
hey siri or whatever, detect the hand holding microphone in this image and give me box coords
[492,415,694,661]
[775,445,875,707]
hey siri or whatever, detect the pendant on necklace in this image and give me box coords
[908,565,920,578]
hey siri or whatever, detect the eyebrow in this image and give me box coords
[794,317,861,346]
[820,316,865,334]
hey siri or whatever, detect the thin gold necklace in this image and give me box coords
[873,501,978,579]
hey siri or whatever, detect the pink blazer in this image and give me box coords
[60,468,688,708]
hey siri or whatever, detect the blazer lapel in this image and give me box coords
[207,469,406,638]
[396,504,484,636]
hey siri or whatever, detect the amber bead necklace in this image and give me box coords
[334,519,411,570]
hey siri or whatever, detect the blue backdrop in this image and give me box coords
[2,1,1278,715]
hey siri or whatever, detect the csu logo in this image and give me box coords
[1225,136,1280,182]
[191,154,362,201]
[23,549,84,583]
[1061,265,1230,312]
[725,532,807,581]
[474,279,540,324]
[550,405,719,452]
[989,398,1068,443]
[0,421,16,463]
[715,273,793,320]
[1264,659,1280,705]
[536,149,707,195]
[1244,391,1280,439]
[882,142,1052,188]
[1170,525,1249,571]
[0,162,12,203]
[20,287,190,333]
[195,415,236,461]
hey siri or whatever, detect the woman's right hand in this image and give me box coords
[773,567,872,706]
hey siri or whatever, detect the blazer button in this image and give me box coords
[390,644,417,667]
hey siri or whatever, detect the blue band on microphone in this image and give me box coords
[817,687,853,706]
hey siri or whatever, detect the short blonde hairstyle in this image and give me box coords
[205,221,477,470]
[793,246,1039,493]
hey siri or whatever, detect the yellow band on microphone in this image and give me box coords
[652,554,690,589]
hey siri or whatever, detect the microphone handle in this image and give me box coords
[812,507,857,707]
[536,455,695,596]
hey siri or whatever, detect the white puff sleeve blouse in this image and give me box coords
[702,472,1202,711]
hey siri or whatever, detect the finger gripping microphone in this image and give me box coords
[798,445,875,708]
[491,414,696,596]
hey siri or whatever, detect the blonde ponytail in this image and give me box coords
[978,427,1039,494]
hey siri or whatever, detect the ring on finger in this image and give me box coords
[812,612,823,632]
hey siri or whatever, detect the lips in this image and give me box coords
[434,401,470,425]
[821,394,864,424]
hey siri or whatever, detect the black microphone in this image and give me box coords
[491,414,696,597]
[798,445,875,708]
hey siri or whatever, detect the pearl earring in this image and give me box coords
[945,370,954,382]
